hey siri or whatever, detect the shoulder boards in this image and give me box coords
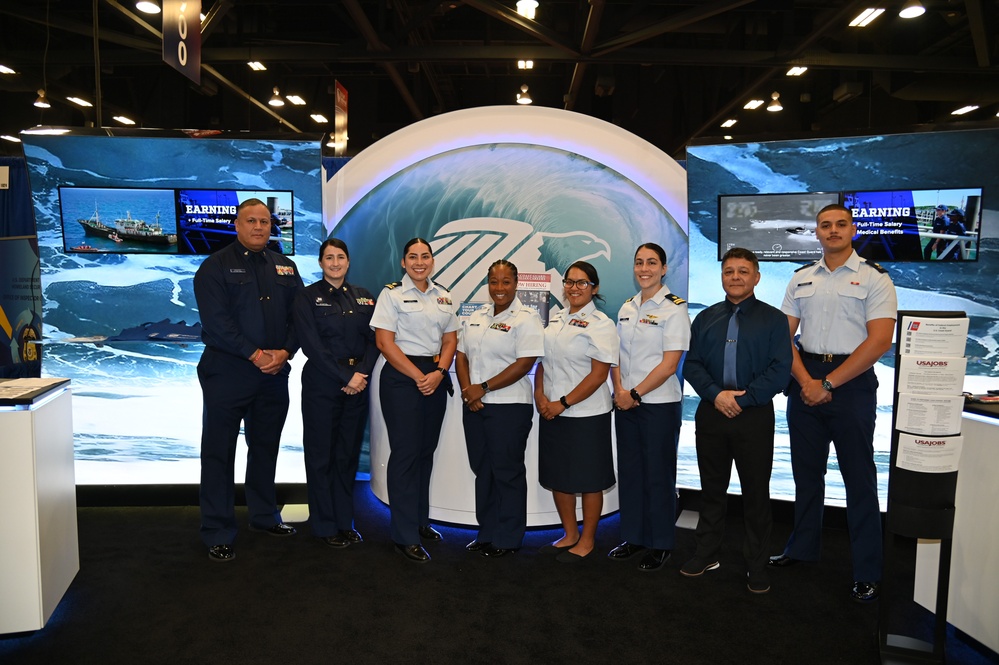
[864,259,889,274]
[385,281,402,289]
[666,293,686,305]
[624,296,635,303]
[436,283,450,293]
[793,261,819,273]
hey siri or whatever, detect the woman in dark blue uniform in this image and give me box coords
[294,238,378,548]
[370,238,459,563]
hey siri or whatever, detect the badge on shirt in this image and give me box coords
[403,299,418,303]
[489,322,511,332]
[356,297,375,306]
[275,265,295,276]
[796,281,813,287]
[568,318,589,328]
[229,268,247,274]
[314,297,331,307]
[619,317,630,322]
[638,318,659,326]
[437,296,452,306]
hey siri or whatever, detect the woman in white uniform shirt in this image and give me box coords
[456,260,544,557]
[535,261,620,563]
[369,237,460,563]
[609,242,689,572]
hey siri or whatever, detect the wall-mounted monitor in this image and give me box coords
[843,187,982,262]
[59,186,295,256]
[717,191,840,261]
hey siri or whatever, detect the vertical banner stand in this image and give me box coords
[879,310,967,665]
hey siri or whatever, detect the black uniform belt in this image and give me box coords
[337,357,362,367]
[406,354,440,364]
[799,350,849,363]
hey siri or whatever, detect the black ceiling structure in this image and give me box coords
[1,0,998,159]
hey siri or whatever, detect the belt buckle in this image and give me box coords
[821,353,833,363]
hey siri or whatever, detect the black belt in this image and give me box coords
[336,357,362,367]
[799,350,849,363]
[406,354,440,364]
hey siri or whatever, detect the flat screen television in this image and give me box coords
[843,187,982,262]
[59,186,295,256]
[717,191,840,261]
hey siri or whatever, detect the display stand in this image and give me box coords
[879,311,967,665]
[0,378,78,635]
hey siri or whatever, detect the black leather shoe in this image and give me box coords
[637,549,671,572]
[539,539,578,554]
[208,544,235,562]
[465,539,491,552]
[768,553,799,568]
[481,545,519,558]
[341,529,363,544]
[319,533,349,549]
[419,525,443,542]
[250,523,297,537]
[395,543,431,563]
[851,581,880,603]
[608,542,646,560]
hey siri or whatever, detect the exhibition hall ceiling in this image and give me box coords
[1,0,998,159]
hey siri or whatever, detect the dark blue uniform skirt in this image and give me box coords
[538,412,615,494]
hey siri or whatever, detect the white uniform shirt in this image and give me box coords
[458,297,545,404]
[369,273,460,356]
[616,285,690,404]
[541,300,619,418]
[781,250,897,355]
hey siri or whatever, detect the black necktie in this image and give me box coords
[723,304,740,389]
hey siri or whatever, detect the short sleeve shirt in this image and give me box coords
[616,286,690,404]
[541,301,619,417]
[369,274,460,356]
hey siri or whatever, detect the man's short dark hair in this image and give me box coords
[816,203,853,221]
[237,198,268,213]
[721,247,760,271]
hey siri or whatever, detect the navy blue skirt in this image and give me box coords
[538,412,615,493]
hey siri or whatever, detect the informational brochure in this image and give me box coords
[517,273,552,326]
[898,316,970,357]
[897,355,967,395]
[896,432,963,473]
[895,393,965,436]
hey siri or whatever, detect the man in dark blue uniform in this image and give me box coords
[923,204,949,260]
[194,198,304,562]
[680,248,791,594]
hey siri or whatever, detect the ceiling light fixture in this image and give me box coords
[311,113,329,123]
[135,1,161,14]
[248,61,267,71]
[268,87,284,107]
[113,115,136,125]
[0,64,16,74]
[723,135,733,141]
[951,105,979,115]
[517,60,534,70]
[767,91,783,112]
[899,1,925,18]
[849,8,885,27]
[786,66,808,76]
[516,0,538,20]
[721,119,737,128]
[286,95,306,106]
[21,126,70,135]
[516,84,532,105]
[34,89,51,108]
[743,99,765,110]
[1,135,22,143]
[67,96,93,107]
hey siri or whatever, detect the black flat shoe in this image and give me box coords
[395,543,431,563]
[851,581,880,603]
[341,529,363,544]
[319,533,349,549]
[465,539,491,552]
[249,523,297,537]
[208,544,235,562]
[637,549,671,572]
[608,542,646,560]
[768,553,799,568]
[556,548,593,564]
[481,545,519,558]
[419,525,443,542]
[539,539,579,554]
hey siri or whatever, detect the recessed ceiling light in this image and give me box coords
[310,114,329,123]
[899,1,925,19]
[113,115,136,125]
[135,1,161,14]
[786,66,808,76]
[0,64,16,74]
[517,60,534,70]
[723,135,733,140]
[951,105,979,115]
[286,95,306,106]
[743,99,765,110]
[67,96,93,107]
[720,119,737,128]
[849,8,885,27]
[248,61,267,71]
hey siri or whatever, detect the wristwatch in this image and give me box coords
[559,395,570,409]
[480,381,490,393]
[630,388,642,404]
[436,367,448,376]
[821,378,834,393]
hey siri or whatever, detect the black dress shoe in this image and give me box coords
[419,525,443,542]
[208,544,235,562]
[319,533,349,549]
[768,553,799,568]
[608,542,646,560]
[539,540,578,554]
[556,548,593,564]
[249,523,297,537]
[637,549,671,572]
[341,529,363,544]
[481,545,519,558]
[465,539,491,552]
[395,543,431,563]
[851,581,880,603]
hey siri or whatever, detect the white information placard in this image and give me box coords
[897,355,967,395]
[897,432,963,473]
[899,316,970,357]
[895,393,965,436]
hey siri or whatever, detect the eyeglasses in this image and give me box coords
[562,278,594,288]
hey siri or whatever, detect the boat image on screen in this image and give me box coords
[78,206,177,246]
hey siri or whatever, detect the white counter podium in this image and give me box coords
[0,379,78,634]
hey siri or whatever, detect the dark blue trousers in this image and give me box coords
[462,403,533,549]
[784,361,883,582]
[301,362,369,537]
[614,401,682,550]
[380,360,449,545]
[693,400,774,572]
[198,348,289,546]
